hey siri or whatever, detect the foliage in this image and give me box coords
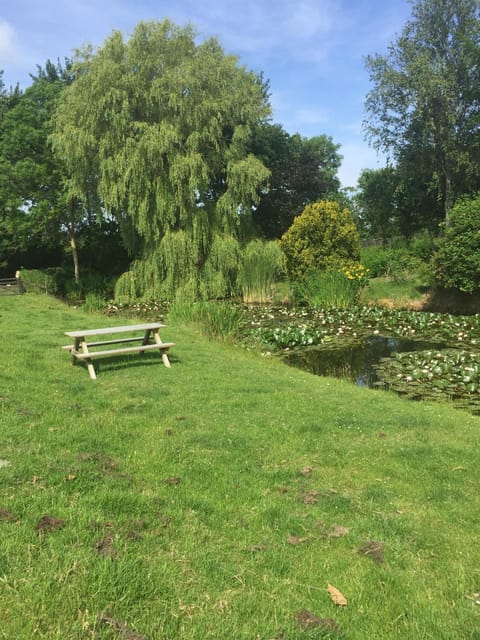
[361,245,422,280]
[247,305,480,351]
[168,300,245,341]
[250,123,342,238]
[364,0,480,218]
[432,194,480,293]
[294,266,367,310]
[115,234,241,303]
[238,239,285,303]
[51,20,271,301]
[280,200,360,280]
[375,348,480,411]
[82,292,106,313]
[0,60,103,283]
[19,268,64,295]
[355,167,400,243]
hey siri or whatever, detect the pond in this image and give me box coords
[245,304,480,414]
[282,335,446,388]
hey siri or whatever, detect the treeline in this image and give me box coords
[0,37,342,297]
[357,0,480,244]
[1,0,480,301]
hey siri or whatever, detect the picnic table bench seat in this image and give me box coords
[63,322,175,379]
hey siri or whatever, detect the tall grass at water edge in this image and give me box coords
[294,269,360,309]
[238,240,285,303]
[168,299,245,341]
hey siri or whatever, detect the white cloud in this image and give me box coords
[0,19,19,65]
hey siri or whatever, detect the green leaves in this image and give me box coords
[432,195,480,293]
[51,19,271,300]
[375,349,480,410]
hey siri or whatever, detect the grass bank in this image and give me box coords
[1,294,479,639]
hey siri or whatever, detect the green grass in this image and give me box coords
[361,275,427,307]
[1,294,479,639]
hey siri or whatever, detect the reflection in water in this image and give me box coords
[283,335,445,388]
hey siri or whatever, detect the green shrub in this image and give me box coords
[361,246,422,280]
[280,201,360,280]
[409,230,437,262]
[238,240,285,303]
[20,268,64,295]
[432,195,480,294]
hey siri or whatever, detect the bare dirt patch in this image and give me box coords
[35,515,65,534]
[294,609,341,633]
[358,540,385,564]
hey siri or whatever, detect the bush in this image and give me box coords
[280,201,360,280]
[20,268,65,295]
[432,195,480,293]
[361,246,422,280]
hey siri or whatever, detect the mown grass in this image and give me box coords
[1,294,479,639]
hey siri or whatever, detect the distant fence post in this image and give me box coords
[15,270,25,294]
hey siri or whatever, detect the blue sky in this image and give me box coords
[0,0,413,188]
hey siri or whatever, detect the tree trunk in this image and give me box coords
[442,157,453,221]
[70,233,80,284]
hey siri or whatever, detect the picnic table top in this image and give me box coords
[65,323,166,338]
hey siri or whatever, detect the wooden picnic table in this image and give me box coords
[63,322,175,379]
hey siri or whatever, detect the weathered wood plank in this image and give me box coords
[65,323,165,338]
[72,342,175,359]
[62,336,147,350]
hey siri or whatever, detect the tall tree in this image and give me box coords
[250,123,342,238]
[0,59,100,281]
[0,72,25,272]
[364,0,480,219]
[51,20,270,300]
[356,167,399,245]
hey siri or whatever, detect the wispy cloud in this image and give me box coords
[0,19,19,66]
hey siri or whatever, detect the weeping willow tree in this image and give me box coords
[50,20,270,301]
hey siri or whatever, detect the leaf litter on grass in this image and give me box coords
[0,509,18,522]
[327,584,348,607]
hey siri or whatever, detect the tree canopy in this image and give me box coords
[51,20,271,300]
[364,0,480,218]
[0,62,72,273]
[250,123,342,239]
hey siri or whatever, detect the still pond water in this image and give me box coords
[283,335,445,389]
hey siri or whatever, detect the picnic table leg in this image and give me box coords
[153,330,171,368]
[140,329,152,353]
[71,338,81,366]
[80,339,97,380]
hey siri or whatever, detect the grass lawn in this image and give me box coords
[1,294,479,639]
